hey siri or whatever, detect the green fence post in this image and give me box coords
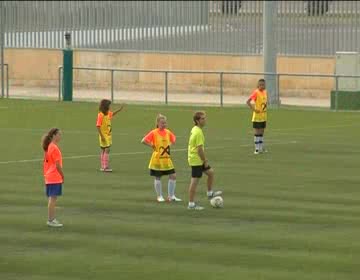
[62,33,73,101]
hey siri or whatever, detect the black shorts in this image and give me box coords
[150,169,175,177]
[253,121,266,129]
[191,164,211,178]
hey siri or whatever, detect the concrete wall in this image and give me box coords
[4,48,335,97]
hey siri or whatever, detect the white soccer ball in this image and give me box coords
[210,196,224,208]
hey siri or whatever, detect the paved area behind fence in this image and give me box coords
[6,86,329,108]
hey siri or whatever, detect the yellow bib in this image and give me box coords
[252,90,268,122]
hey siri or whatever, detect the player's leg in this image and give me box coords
[151,171,164,202]
[188,166,204,210]
[46,184,63,227]
[103,147,112,172]
[261,123,267,152]
[167,172,182,202]
[253,126,261,154]
[204,167,214,192]
[48,196,57,221]
[258,122,266,153]
[188,177,200,205]
[259,127,264,152]
[100,147,105,171]
[204,167,222,198]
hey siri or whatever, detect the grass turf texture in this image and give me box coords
[0,99,359,280]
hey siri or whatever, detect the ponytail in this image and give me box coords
[41,128,59,151]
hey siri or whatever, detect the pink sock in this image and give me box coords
[100,152,105,169]
[103,153,109,168]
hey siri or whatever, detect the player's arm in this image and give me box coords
[246,92,260,113]
[51,148,64,182]
[170,131,176,145]
[197,145,209,167]
[97,126,106,141]
[96,114,106,141]
[112,104,125,116]
[55,161,64,182]
[141,132,155,150]
[141,137,153,147]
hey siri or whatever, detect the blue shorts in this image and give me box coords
[45,183,63,197]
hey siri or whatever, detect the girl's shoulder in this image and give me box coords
[48,142,60,152]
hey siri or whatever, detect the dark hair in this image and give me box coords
[258,79,265,83]
[99,99,111,114]
[193,111,205,125]
[41,128,60,151]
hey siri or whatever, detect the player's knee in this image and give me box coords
[207,168,215,177]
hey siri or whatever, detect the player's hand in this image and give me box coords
[204,160,209,168]
[118,104,125,111]
[254,109,261,113]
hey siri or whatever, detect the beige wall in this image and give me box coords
[4,48,335,97]
[5,49,62,87]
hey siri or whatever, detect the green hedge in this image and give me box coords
[331,90,360,110]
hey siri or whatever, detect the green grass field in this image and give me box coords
[0,99,360,280]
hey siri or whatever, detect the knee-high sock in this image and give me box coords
[168,179,176,198]
[259,134,264,150]
[103,153,109,168]
[254,134,261,151]
[100,151,105,169]
[154,179,162,197]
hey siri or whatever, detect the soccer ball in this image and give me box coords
[210,196,224,208]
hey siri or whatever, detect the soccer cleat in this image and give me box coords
[254,149,260,155]
[167,196,182,202]
[99,168,105,172]
[47,219,63,228]
[103,168,113,172]
[157,196,165,202]
[207,190,223,199]
[187,204,204,210]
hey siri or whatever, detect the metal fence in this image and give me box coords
[55,65,359,110]
[2,1,360,56]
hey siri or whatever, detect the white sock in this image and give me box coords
[207,191,213,196]
[254,135,260,151]
[168,179,176,198]
[188,201,195,207]
[154,179,162,197]
[260,136,264,151]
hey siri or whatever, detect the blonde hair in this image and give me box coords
[156,114,167,128]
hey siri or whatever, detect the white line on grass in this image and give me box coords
[271,123,355,132]
[0,122,355,135]
[0,141,298,165]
